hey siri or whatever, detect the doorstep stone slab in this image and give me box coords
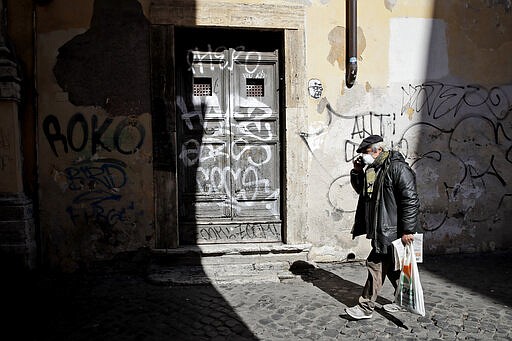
[147,243,313,285]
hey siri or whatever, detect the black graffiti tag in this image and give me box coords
[43,113,145,156]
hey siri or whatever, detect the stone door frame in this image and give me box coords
[150,1,308,248]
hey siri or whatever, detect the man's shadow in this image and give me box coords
[290,260,409,329]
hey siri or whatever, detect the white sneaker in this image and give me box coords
[345,305,373,319]
[383,303,403,313]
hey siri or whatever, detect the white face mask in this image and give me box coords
[361,154,375,165]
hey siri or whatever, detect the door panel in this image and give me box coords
[177,49,281,244]
[232,142,279,200]
[233,52,279,115]
[231,51,280,221]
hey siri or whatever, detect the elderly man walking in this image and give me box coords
[345,135,420,320]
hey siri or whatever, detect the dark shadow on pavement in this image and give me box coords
[2,249,258,341]
[290,260,408,329]
[420,251,512,307]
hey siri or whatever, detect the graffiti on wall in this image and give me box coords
[302,79,512,233]
[63,159,140,229]
[399,82,512,231]
[43,113,146,157]
[43,112,147,244]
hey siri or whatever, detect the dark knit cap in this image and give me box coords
[356,135,384,153]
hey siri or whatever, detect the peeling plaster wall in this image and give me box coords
[36,0,154,271]
[33,0,512,268]
[303,0,512,261]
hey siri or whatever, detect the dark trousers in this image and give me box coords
[358,248,400,314]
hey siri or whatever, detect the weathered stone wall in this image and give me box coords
[31,0,512,269]
[1,0,36,269]
[302,0,512,261]
[36,0,154,270]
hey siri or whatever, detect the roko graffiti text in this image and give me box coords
[43,113,145,157]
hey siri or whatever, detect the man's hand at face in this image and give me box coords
[353,156,364,172]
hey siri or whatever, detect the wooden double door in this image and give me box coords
[176,48,282,244]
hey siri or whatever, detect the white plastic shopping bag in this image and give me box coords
[392,233,423,271]
[395,243,426,316]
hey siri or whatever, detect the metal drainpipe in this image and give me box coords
[346,0,357,88]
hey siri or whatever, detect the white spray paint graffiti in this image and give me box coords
[177,47,280,218]
[178,130,278,215]
[187,45,264,75]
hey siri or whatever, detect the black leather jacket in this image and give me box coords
[350,151,420,254]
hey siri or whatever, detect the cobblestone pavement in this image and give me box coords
[4,251,512,340]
